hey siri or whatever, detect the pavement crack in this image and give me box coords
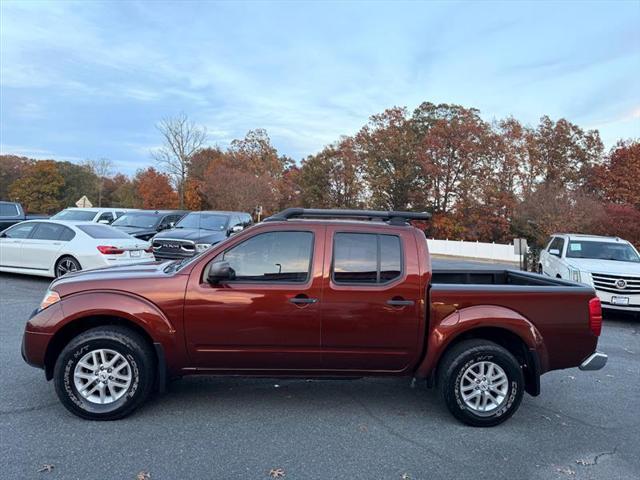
[0,401,59,415]
[576,446,618,467]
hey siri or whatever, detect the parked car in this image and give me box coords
[51,207,137,224]
[539,234,640,315]
[0,201,49,231]
[151,210,252,259]
[0,220,155,278]
[111,210,187,241]
[22,209,606,425]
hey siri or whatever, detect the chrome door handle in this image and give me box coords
[386,299,414,306]
[289,297,318,304]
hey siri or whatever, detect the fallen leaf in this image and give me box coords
[37,464,54,473]
[136,471,151,480]
[359,424,369,432]
[269,467,286,478]
[401,473,411,479]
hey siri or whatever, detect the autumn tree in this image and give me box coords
[529,116,603,190]
[57,161,99,208]
[299,137,365,208]
[103,173,138,208]
[9,160,65,213]
[0,155,30,199]
[134,167,178,209]
[589,140,640,208]
[153,113,207,208]
[355,107,422,210]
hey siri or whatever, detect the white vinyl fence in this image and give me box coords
[427,239,522,263]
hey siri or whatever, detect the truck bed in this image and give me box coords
[429,269,598,373]
[432,269,580,287]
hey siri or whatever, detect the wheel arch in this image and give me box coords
[54,254,82,277]
[416,305,547,396]
[44,315,156,380]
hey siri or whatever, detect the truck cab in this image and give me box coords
[539,233,640,314]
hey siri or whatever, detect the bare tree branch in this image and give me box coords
[152,113,207,208]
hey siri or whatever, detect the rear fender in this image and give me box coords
[415,305,547,379]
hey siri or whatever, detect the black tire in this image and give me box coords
[55,255,81,278]
[53,326,155,420]
[437,339,524,427]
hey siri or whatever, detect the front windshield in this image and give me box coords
[51,209,96,221]
[175,213,228,231]
[112,213,160,229]
[566,241,640,262]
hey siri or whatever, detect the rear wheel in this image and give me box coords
[53,326,155,420]
[55,256,81,278]
[437,339,524,427]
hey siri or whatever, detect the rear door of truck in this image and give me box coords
[319,224,424,372]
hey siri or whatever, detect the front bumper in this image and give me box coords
[579,351,608,371]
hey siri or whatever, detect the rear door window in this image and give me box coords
[333,233,403,284]
[30,223,65,240]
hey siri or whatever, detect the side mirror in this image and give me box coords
[98,219,110,225]
[231,225,244,234]
[207,261,235,284]
[549,248,560,256]
[169,222,175,228]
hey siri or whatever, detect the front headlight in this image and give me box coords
[570,269,582,283]
[39,289,60,311]
[195,243,211,252]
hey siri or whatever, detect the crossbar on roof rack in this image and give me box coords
[264,208,431,225]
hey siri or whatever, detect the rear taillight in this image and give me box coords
[97,245,125,255]
[588,297,602,336]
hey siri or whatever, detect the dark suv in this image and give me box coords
[151,211,252,259]
[111,210,187,241]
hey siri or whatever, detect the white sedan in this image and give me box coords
[0,220,155,278]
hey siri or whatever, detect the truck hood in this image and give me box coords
[153,227,227,244]
[51,261,176,296]
[565,258,640,275]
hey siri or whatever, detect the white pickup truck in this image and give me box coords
[539,234,640,315]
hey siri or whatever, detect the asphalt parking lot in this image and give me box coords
[1,262,639,480]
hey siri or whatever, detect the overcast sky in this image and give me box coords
[1,0,639,174]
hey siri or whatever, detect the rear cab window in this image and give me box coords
[0,203,19,216]
[332,232,403,285]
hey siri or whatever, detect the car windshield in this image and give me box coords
[51,209,96,221]
[77,224,132,239]
[112,213,160,229]
[566,241,640,262]
[175,213,228,231]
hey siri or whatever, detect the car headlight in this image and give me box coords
[569,269,581,283]
[196,243,211,252]
[39,289,60,311]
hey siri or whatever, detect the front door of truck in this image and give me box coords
[320,227,422,372]
[184,226,324,370]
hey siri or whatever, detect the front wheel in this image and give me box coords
[53,326,155,420]
[437,339,524,427]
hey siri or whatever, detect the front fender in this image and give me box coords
[27,290,183,376]
[415,305,547,378]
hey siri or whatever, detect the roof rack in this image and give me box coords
[264,208,431,225]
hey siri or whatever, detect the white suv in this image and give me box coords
[539,234,640,314]
[51,208,137,224]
